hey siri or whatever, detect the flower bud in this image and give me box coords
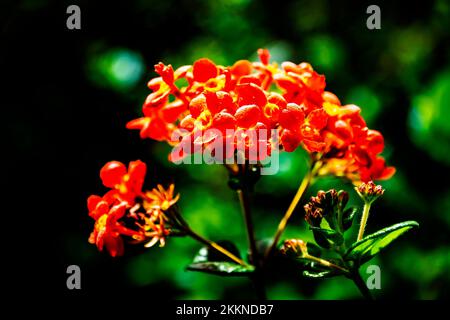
[281,239,308,258]
[355,181,385,204]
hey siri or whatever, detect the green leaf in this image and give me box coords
[192,240,241,263]
[187,262,255,276]
[306,242,322,257]
[310,226,344,246]
[303,270,337,279]
[313,230,331,249]
[187,241,252,276]
[345,221,419,264]
[343,207,358,231]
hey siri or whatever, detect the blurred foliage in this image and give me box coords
[408,70,450,165]
[8,0,448,299]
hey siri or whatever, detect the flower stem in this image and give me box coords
[264,161,320,260]
[184,227,248,267]
[237,188,258,265]
[350,269,374,300]
[305,254,349,274]
[357,202,371,241]
[237,184,266,300]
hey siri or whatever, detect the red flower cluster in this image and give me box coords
[127,49,394,182]
[87,160,179,257]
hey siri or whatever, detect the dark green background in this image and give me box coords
[4,0,449,299]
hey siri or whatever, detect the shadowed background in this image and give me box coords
[4,0,450,299]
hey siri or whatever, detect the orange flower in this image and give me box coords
[126,63,189,141]
[88,196,143,257]
[88,161,183,255]
[138,184,180,248]
[144,183,180,212]
[127,49,395,182]
[100,160,147,204]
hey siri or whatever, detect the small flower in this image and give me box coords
[99,160,147,204]
[144,183,180,212]
[136,184,181,248]
[88,197,143,257]
[355,181,385,204]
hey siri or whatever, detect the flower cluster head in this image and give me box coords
[304,189,349,227]
[128,49,395,183]
[280,239,309,258]
[87,160,180,257]
[355,180,385,204]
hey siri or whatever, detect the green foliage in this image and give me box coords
[310,227,344,247]
[187,241,254,276]
[342,207,357,231]
[187,262,255,276]
[344,221,419,264]
[281,184,419,299]
[408,70,450,165]
[303,270,336,279]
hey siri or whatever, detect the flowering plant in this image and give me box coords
[87,49,418,299]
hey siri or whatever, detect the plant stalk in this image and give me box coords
[264,161,320,260]
[236,164,266,299]
[357,202,371,241]
[351,270,374,300]
[184,227,248,267]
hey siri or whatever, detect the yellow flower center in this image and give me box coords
[263,103,279,118]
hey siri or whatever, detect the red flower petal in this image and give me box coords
[127,160,147,195]
[87,195,102,212]
[322,91,341,105]
[353,148,371,166]
[212,111,236,132]
[154,62,174,85]
[235,104,261,128]
[366,130,384,155]
[147,118,171,141]
[279,103,304,131]
[237,83,267,107]
[189,94,207,118]
[161,99,186,123]
[180,115,195,131]
[231,60,252,77]
[303,139,326,153]
[126,117,151,139]
[332,119,353,140]
[193,58,218,82]
[144,90,169,109]
[307,108,328,129]
[100,161,127,188]
[257,48,270,65]
[108,202,128,221]
[104,235,124,257]
[263,93,287,122]
[204,91,236,115]
[369,157,396,181]
[237,75,262,86]
[281,129,302,152]
[174,65,191,79]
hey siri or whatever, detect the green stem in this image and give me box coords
[264,161,320,260]
[357,202,371,241]
[350,269,374,300]
[237,188,258,265]
[237,165,266,300]
[305,255,349,274]
[184,227,249,267]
